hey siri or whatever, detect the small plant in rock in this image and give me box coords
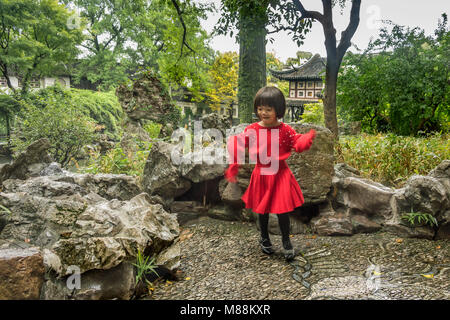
[133,249,159,286]
[401,210,438,228]
[0,204,12,218]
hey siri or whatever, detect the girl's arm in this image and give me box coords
[224,129,249,183]
[290,128,316,153]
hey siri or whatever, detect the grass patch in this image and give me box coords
[336,132,450,188]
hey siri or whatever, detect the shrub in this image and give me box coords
[11,96,95,167]
[79,121,162,177]
[301,103,325,126]
[336,133,450,187]
[80,143,151,177]
[24,84,124,140]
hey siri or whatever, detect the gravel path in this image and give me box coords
[144,216,450,300]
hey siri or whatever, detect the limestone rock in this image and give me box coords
[142,141,191,199]
[115,70,180,128]
[335,176,395,223]
[155,240,181,270]
[71,262,136,300]
[436,210,450,240]
[201,112,231,131]
[383,223,435,240]
[180,149,227,183]
[0,247,45,299]
[311,214,353,236]
[170,201,206,226]
[39,162,64,177]
[428,160,450,198]
[287,123,335,204]
[0,188,179,275]
[334,163,361,179]
[350,214,382,234]
[401,175,449,216]
[0,138,52,184]
[310,202,353,236]
[221,181,245,208]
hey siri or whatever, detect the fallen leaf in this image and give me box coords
[311,235,317,239]
[421,273,434,279]
[185,277,191,281]
[395,238,403,243]
[372,271,382,276]
[166,280,173,285]
[180,231,193,242]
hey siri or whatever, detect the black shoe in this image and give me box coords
[282,239,295,261]
[259,238,274,255]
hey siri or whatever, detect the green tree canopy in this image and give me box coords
[337,14,450,135]
[207,51,239,111]
[0,0,84,95]
[64,0,214,96]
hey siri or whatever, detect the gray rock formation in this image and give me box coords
[0,138,52,184]
[0,247,45,300]
[0,140,181,300]
[327,161,450,239]
[142,141,192,198]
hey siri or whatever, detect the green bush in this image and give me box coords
[336,133,450,187]
[70,88,124,140]
[11,96,95,167]
[301,103,325,126]
[337,17,449,136]
[24,84,124,140]
[79,121,162,177]
[80,144,151,177]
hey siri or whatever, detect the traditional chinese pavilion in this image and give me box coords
[270,54,326,121]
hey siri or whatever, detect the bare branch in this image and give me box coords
[292,0,324,23]
[170,0,195,59]
[337,0,361,61]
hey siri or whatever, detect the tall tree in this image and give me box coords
[0,0,84,96]
[337,14,450,135]
[216,0,311,123]
[64,0,214,94]
[292,0,362,139]
[207,51,239,111]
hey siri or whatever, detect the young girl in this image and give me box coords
[224,86,316,261]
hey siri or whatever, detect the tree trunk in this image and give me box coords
[237,10,267,123]
[323,63,339,139]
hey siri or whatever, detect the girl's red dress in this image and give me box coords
[224,122,315,215]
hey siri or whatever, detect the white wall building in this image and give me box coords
[0,75,71,93]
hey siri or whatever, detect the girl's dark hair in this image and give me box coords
[253,86,286,119]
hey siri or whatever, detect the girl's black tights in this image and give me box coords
[259,212,292,249]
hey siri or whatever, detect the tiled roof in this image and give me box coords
[270,54,326,81]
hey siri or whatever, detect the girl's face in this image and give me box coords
[257,105,278,126]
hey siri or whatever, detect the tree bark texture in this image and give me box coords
[237,10,267,124]
[293,0,361,139]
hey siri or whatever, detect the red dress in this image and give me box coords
[224,122,316,214]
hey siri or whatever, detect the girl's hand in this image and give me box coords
[305,129,316,149]
[224,164,239,183]
[293,129,316,152]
